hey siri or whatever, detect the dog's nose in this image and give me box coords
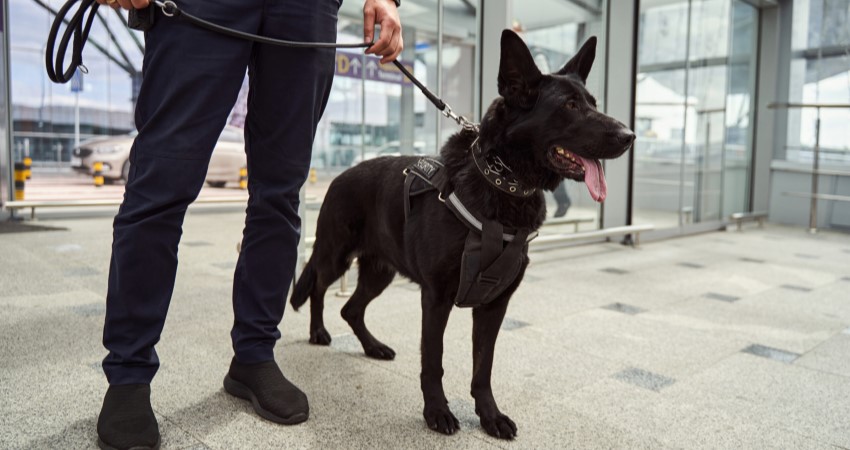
[617,130,636,146]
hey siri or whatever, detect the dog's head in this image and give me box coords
[479,30,635,202]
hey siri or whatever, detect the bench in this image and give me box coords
[541,216,595,232]
[728,211,768,231]
[531,224,655,248]
[4,198,323,220]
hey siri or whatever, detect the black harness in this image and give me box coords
[403,157,538,308]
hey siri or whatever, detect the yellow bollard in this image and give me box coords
[309,168,317,184]
[23,157,32,180]
[239,167,248,190]
[93,161,104,188]
[14,163,26,201]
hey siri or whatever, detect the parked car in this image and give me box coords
[351,141,427,165]
[72,126,247,187]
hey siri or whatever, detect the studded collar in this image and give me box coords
[470,138,537,198]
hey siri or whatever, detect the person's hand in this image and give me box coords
[363,0,403,64]
[95,0,149,10]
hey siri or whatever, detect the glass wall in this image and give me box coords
[634,0,757,230]
[511,0,607,227]
[785,0,850,166]
[9,0,139,167]
[2,0,478,207]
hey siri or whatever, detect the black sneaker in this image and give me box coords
[223,358,309,425]
[96,384,161,450]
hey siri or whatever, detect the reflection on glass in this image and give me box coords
[511,0,606,230]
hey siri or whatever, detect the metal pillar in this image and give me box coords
[1,0,11,212]
[478,0,511,116]
[601,0,637,233]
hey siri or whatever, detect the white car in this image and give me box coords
[72,126,247,187]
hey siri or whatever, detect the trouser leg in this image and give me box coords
[102,1,261,385]
[231,0,340,363]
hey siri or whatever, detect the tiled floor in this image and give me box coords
[1,211,849,449]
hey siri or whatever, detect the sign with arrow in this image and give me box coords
[71,69,84,93]
[335,51,413,85]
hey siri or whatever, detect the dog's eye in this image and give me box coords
[566,100,578,110]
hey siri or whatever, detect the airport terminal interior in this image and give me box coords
[1,0,850,448]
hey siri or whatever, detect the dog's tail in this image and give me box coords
[290,257,316,312]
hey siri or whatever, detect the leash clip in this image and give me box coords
[441,105,479,133]
[154,0,178,17]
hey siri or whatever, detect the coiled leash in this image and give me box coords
[44,0,478,131]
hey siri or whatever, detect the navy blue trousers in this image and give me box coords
[102,0,340,385]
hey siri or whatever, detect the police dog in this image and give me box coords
[290,30,634,439]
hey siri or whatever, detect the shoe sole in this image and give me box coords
[97,436,160,450]
[223,375,309,425]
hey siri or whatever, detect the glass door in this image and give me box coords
[634,0,757,232]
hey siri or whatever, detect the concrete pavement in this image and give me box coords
[1,210,848,449]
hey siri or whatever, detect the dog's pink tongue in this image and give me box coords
[578,157,607,202]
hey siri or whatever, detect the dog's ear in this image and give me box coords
[557,36,597,84]
[498,29,542,109]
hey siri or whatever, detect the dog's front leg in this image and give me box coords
[471,294,517,440]
[419,289,460,435]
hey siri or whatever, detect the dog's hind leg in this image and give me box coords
[340,256,396,360]
[419,288,460,435]
[304,250,354,346]
[470,293,517,440]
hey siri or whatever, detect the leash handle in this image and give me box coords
[46,0,99,83]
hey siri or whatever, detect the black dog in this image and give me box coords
[290,30,634,439]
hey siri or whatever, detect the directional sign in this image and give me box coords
[335,51,413,85]
[71,69,84,93]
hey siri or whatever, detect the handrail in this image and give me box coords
[771,165,850,177]
[765,102,850,233]
[768,102,850,109]
[783,192,850,202]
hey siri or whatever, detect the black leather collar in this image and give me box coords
[471,138,537,198]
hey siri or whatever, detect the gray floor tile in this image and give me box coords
[781,284,813,292]
[601,302,645,315]
[741,343,801,363]
[704,292,740,302]
[613,367,676,391]
[500,317,530,331]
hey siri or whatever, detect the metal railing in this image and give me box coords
[768,102,850,233]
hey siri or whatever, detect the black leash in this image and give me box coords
[45,0,478,131]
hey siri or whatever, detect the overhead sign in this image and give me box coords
[335,51,413,86]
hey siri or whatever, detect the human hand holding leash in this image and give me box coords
[363,0,403,64]
[95,0,149,10]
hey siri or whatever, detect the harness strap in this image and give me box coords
[477,228,529,287]
[404,158,538,243]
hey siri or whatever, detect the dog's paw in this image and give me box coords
[364,342,396,360]
[424,407,460,435]
[480,413,517,440]
[309,327,332,346]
